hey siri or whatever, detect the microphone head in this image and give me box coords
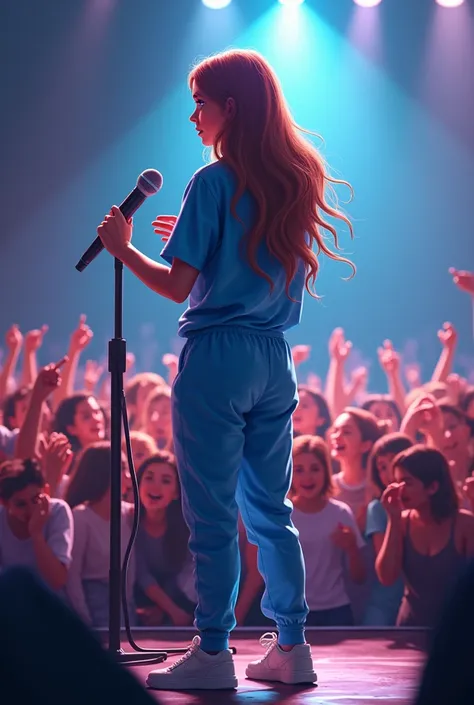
[137,169,163,197]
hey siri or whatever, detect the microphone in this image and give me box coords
[75,169,163,272]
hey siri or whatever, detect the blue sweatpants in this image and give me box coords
[172,327,308,652]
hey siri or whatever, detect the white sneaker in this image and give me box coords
[146,636,238,691]
[245,632,317,685]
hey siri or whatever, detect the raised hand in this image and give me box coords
[32,358,68,402]
[126,352,136,372]
[381,483,404,519]
[5,324,23,353]
[437,322,457,351]
[403,393,443,440]
[449,267,474,296]
[25,325,49,352]
[329,328,352,362]
[378,340,400,375]
[404,363,422,390]
[70,315,93,353]
[39,432,73,494]
[84,359,105,392]
[292,345,311,367]
[162,353,179,371]
[152,215,178,244]
[330,523,357,552]
[28,494,50,537]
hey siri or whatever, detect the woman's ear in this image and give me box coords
[225,96,236,119]
[427,481,440,497]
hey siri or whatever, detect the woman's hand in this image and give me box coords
[450,268,474,295]
[152,215,177,244]
[28,494,50,538]
[328,328,352,362]
[40,432,73,494]
[378,339,400,375]
[381,483,404,520]
[97,206,133,259]
[330,523,357,552]
[292,345,311,367]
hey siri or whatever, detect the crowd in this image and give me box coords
[0,267,473,630]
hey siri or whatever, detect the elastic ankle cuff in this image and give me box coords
[199,631,230,652]
[278,626,305,646]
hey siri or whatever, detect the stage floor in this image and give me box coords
[127,629,427,704]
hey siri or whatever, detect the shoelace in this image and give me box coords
[167,635,201,671]
[259,632,278,652]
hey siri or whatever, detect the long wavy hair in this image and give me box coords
[189,49,355,297]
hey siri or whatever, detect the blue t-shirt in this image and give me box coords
[161,161,306,338]
[363,499,403,626]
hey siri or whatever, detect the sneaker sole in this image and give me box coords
[146,675,238,691]
[246,670,317,685]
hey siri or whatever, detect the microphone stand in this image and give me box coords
[107,257,172,665]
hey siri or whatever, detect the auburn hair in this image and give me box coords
[189,49,355,297]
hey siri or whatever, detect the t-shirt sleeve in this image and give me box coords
[0,426,19,461]
[160,174,221,271]
[365,499,388,538]
[46,500,74,568]
[339,503,365,549]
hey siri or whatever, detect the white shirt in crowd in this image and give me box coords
[292,498,365,612]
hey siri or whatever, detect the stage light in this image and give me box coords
[278,0,305,6]
[353,0,382,7]
[202,0,232,9]
[436,0,465,7]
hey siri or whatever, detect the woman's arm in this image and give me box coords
[375,486,406,586]
[21,326,48,388]
[51,316,93,412]
[0,325,23,402]
[378,340,406,416]
[121,246,198,304]
[431,323,457,384]
[376,516,405,586]
[15,361,66,459]
[325,328,351,418]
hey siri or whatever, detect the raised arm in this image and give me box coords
[400,394,444,449]
[450,267,474,296]
[345,366,368,407]
[431,322,458,385]
[51,315,93,412]
[162,354,180,388]
[325,328,351,418]
[378,340,406,415]
[375,484,405,586]
[21,325,48,388]
[0,325,23,402]
[15,359,67,460]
